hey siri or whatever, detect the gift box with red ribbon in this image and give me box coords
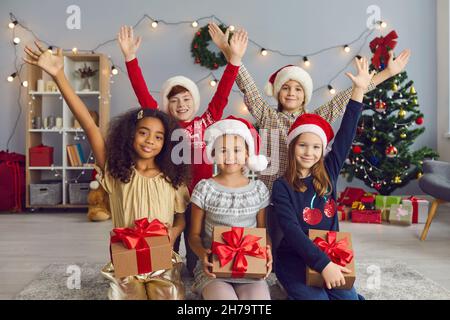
[307,230,355,290]
[360,193,376,210]
[337,205,351,221]
[110,218,172,278]
[401,196,429,224]
[211,226,267,279]
[351,210,382,224]
[337,187,366,206]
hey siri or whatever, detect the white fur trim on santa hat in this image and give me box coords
[287,124,328,155]
[205,119,268,172]
[266,66,313,107]
[160,76,200,114]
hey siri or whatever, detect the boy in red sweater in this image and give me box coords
[117,25,247,274]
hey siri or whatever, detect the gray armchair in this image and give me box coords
[419,160,450,240]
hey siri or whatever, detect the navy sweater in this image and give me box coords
[272,99,363,274]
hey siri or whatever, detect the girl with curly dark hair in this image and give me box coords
[24,42,190,300]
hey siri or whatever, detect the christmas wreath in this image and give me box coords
[191,24,228,70]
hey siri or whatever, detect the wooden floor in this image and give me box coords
[1,201,449,300]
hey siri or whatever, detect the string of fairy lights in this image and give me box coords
[5,12,390,184]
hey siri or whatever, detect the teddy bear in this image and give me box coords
[87,177,111,222]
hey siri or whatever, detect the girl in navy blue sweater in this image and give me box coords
[272,57,375,300]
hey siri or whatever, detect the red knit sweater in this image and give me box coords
[125,58,239,193]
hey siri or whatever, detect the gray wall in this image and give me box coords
[0,0,437,195]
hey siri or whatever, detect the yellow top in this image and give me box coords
[95,165,190,228]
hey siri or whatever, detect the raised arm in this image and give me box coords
[209,23,277,126]
[118,26,158,109]
[314,49,410,123]
[325,57,374,180]
[200,27,246,122]
[24,43,106,169]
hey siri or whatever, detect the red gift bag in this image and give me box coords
[0,151,26,212]
[29,145,53,167]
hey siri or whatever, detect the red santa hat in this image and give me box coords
[204,116,268,172]
[160,76,201,114]
[287,113,334,155]
[264,64,313,106]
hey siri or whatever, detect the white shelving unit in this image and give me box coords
[26,53,110,209]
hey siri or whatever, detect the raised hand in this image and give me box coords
[117,25,142,62]
[229,29,248,66]
[386,49,411,77]
[208,22,231,61]
[346,56,376,91]
[23,41,64,77]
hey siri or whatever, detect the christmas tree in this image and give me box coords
[341,30,439,195]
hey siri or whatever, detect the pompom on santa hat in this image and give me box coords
[160,76,201,115]
[265,64,313,107]
[204,116,268,172]
[287,113,334,155]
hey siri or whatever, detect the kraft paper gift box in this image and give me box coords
[307,230,356,290]
[337,205,351,221]
[211,226,267,279]
[375,195,402,221]
[389,204,413,226]
[110,218,172,278]
[401,196,429,224]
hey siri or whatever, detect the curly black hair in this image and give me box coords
[105,108,191,189]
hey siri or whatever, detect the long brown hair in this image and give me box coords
[284,135,332,197]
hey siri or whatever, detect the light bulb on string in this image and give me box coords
[13,37,21,45]
[228,25,235,32]
[111,65,118,75]
[151,21,158,28]
[7,72,17,82]
[260,48,268,56]
[328,85,336,95]
[21,80,28,87]
[191,21,198,28]
[8,20,18,29]
[303,56,310,67]
[343,45,350,53]
[72,47,78,54]
[209,78,217,87]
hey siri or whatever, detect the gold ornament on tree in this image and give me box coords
[398,109,406,119]
[417,172,423,179]
[371,136,378,143]
[410,86,416,94]
[394,176,402,184]
[392,83,398,92]
[400,132,407,139]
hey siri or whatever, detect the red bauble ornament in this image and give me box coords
[352,145,362,154]
[303,207,323,225]
[415,117,423,125]
[375,100,387,112]
[196,31,201,36]
[213,63,218,69]
[385,145,398,158]
[194,44,198,49]
[195,58,200,64]
[374,183,382,191]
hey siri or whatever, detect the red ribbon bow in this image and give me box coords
[406,196,423,224]
[211,227,266,278]
[111,218,168,275]
[313,231,354,267]
[369,30,398,69]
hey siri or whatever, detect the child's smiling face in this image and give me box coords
[294,132,323,171]
[213,134,248,174]
[167,91,195,122]
[278,80,305,112]
[133,117,165,160]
